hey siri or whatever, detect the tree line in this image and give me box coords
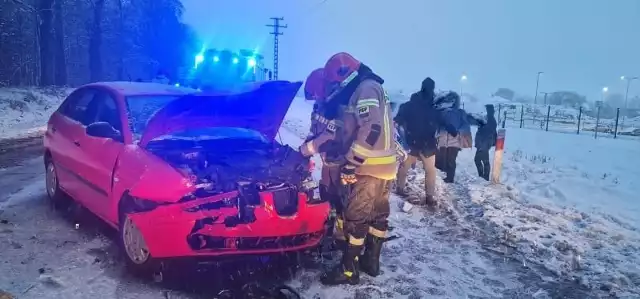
[0,0,197,87]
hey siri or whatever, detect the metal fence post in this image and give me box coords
[545,105,551,131]
[595,106,601,139]
[577,106,582,134]
[614,108,620,139]
[519,105,524,128]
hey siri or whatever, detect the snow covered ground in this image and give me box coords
[466,127,640,295]
[1,88,637,298]
[0,87,72,139]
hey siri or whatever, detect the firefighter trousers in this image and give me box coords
[320,165,346,241]
[342,175,392,246]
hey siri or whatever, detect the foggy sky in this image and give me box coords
[182,0,640,102]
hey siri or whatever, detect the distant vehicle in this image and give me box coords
[178,49,272,90]
[43,81,328,274]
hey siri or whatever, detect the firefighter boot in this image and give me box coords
[320,244,362,285]
[360,234,385,277]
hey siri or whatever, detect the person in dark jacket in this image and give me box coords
[472,104,497,181]
[393,77,439,206]
[434,91,472,184]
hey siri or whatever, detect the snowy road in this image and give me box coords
[0,102,603,298]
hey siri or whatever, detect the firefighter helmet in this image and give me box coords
[304,68,326,101]
[323,52,362,97]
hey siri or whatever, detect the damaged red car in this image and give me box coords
[43,81,329,273]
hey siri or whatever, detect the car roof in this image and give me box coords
[83,81,197,96]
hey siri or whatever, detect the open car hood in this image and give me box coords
[139,80,302,147]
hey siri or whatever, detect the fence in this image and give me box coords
[494,103,640,139]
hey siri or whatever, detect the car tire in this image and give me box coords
[44,156,69,209]
[118,196,162,280]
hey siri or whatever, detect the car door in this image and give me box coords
[73,89,127,222]
[47,88,97,203]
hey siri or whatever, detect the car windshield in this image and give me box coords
[126,95,180,137]
[125,95,268,143]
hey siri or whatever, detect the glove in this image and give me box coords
[340,164,358,185]
[445,124,458,137]
[317,140,339,154]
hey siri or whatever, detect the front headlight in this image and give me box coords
[127,196,167,213]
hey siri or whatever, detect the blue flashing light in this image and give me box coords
[213,56,220,62]
[247,58,256,67]
[174,83,180,87]
[195,54,204,64]
[232,57,239,64]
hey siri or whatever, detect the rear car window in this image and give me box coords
[61,89,96,125]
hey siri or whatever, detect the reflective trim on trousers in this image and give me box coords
[368,226,386,238]
[348,235,365,246]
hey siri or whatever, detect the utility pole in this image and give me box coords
[621,75,638,130]
[534,71,543,105]
[540,92,551,105]
[266,17,287,80]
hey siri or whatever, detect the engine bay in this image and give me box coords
[146,137,313,197]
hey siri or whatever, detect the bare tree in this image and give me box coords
[38,0,55,85]
[0,0,195,86]
[53,0,67,85]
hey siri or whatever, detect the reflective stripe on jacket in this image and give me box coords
[340,79,398,180]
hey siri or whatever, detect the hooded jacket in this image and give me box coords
[435,92,472,148]
[393,77,439,155]
[474,104,498,150]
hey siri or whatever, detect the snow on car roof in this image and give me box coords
[85,81,197,96]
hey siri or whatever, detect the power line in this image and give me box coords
[266,17,287,80]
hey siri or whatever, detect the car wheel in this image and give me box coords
[118,200,161,280]
[44,157,68,208]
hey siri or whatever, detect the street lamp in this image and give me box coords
[534,71,544,104]
[620,75,638,129]
[460,75,468,108]
[540,92,551,105]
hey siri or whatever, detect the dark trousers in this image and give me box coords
[343,175,392,245]
[320,166,345,241]
[474,149,491,181]
[436,147,459,183]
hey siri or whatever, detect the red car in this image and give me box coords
[43,81,329,274]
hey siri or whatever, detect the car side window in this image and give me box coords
[92,91,123,133]
[60,89,96,125]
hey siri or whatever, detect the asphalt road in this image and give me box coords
[0,135,45,202]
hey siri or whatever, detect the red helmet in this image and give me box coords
[323,52,362,97]
[304,68,326,101]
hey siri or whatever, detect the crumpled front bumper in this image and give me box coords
[127,190,330,258]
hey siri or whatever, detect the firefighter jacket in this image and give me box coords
[340,79,399,180]
[300,103,344,167]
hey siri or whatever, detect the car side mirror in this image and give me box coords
[86,122,121,140]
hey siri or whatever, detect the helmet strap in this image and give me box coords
[326,70,359,101]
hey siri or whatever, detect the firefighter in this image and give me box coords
[319,53,399,286]
[299,68,346,247]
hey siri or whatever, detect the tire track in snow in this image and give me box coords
[279,121,528,298]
